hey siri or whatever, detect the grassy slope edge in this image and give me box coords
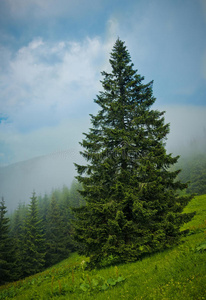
[0,195,206,300]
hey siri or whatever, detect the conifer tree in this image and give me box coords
[0,197,14,284]
[22,192,45,277]
[73,39,194,267]
[10,203,27,280]
[70,180,85,208]
[38,194,49,235]
[45,195,70,267]
[60,186,77,252]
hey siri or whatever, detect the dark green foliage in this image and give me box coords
[0,197,14,284]
[73,39,194,267]
[22,192,46,277]
[69,180,85,208]
[10,203,26,279]
[38,194,49,235]
[9,203,29,280]
[45,194,70,267]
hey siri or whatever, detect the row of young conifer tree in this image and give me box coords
[0,181,84,285]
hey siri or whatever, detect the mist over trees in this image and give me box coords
[175,154,206,195]
[0,154,79,213]
[0,181,84,284]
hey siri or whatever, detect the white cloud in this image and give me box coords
[0,36,114,165]
[0,37,105,128]
[28,38,44,50]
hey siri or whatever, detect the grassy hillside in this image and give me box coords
[1,195,206,300]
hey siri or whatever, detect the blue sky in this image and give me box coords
[0,0,206,167]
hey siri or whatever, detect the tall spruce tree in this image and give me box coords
[22,192,45,277]
[73,39,194,267]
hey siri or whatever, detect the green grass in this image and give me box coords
[1,195,206,300]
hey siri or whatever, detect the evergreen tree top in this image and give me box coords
[0,197,9,232]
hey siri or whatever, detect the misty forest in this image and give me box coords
[1,39,206,298]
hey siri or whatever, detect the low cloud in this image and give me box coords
[0,117,89,164]
[1,104,206,212]
[162,105,206,156]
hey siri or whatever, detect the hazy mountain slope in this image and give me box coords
[0,154,77,212]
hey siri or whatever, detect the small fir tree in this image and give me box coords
[22,192,45,277]
[73,38,194,267]
[0,197,14,284]
[38,194,49,235]
[10,203,27,280]
[45,195,70,267]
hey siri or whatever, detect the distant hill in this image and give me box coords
[0,153,78,212]
[175,153,206,195]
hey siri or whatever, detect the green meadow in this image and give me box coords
[1,194,206,300]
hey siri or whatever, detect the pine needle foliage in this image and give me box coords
[22,192,46,277]
[0,197,14,284]
[10,203,26,279]
[73,38,194,267]
[45,195,70,267]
